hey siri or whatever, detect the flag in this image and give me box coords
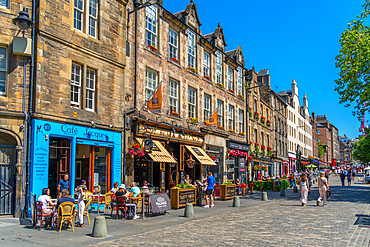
[204,109,218,126]
[146,82,162,112]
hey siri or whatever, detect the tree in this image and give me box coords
[335,0,370,119]
[353,129,370,164]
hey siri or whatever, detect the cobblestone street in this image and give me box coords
[1,175,369,247]
[94,175,369,247]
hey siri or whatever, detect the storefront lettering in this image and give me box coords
[61,124,78,135]
[84,129,109,140]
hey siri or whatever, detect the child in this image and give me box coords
[75,180,87,227]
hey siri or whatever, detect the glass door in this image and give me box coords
[90,146,111,194]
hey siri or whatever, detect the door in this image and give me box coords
[0,145,16,215]
[90,146,111,194]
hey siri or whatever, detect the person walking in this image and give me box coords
[203,172,216,208]
[75,180,87,227]
[299,174,309,206]
[347,169,352,186]
[339,169,346,186]
[317,172,330,206]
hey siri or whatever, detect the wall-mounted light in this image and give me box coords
[172,127,176,134]
[181,130,185,136]
[13,8,33,33]
[144,138,154,153]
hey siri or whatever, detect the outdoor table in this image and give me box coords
[89,194,104,214]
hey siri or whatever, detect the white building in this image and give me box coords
[279,80,312,173]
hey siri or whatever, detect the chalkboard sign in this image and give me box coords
[226,186,235,198]
[179,189,196,205]
[150,193,171,214]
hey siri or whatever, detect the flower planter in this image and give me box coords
[170,187,197,209]
[220,184,236,200]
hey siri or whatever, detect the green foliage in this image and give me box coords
[318,142,325,159]
[173,183,194,189]
[335,0,370,119]
[221,182,234,185]
[353,131,370,164]
[251,180,289,191]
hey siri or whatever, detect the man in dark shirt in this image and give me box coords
[58,174,70,195]
[56,189,75,209]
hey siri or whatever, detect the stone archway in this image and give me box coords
[0,129,23,216]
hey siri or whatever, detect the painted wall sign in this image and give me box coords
[30,119,122,197]
[227,141,249,151]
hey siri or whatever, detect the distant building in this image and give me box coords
[339,134,359,165]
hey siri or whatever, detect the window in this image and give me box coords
[74,0,84,31]
[229,105,234,131]
[261,132,264,145]
[71,63,82,107]
[237,67,243,96]
[267,135,270,147]
[146,4,157,47]
[318,129,320,134]
[0,0,9,8]
[254,99,257,112]
[318,138,321,142]
[86,68,96,111]
[169,78,179,114]
[228,68,234,92]
[88,0,98,37]
[266,109,269,118]
[203,51,210,78]
[188,87,197,119]
[204,94,211,121]
[0,47,7,95]
[217,100,223,126]
[254,129,258,143]
[187,30,196,69]
[260,105,263,116]
[216,50,222,84]
[239,109,244,133]
[145,68,158,100]
[169,28,178,60]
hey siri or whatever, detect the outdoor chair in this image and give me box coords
[57,201,76,232]
[104,192,112,214]
[113,195,128,220]
[33,201,53,230]
[129,191,143,213]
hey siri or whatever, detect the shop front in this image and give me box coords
[251,157,274,180]
[225,140,249,183]
[130,120,216,191]
[30,119,122,198]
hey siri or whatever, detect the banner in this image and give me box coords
[147,82,162,112]
[149,193,171,213]
[204,109,218,126]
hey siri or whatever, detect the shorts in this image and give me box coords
[205,189,214,195]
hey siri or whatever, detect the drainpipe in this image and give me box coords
[123,109,136,184]
[133,4,138,110]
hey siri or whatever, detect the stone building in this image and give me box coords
[317,115,332,165]
[330,123,340,165]
[0,0,33,216]
[124,0,248,190]
[279,80,313,173]
[339,134,358,165]
[310,111,319,160]
[28,0,128,206]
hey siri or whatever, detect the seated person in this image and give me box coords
[235,178,242,195]
[129,182,141,197]
[184,175,190,184]
[38,188,56,215]
[110,182,119,194]
[142,181,150,194]
[115,184,127,197]
[56,189,75,210]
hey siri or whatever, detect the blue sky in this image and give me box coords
[163,0,365,139]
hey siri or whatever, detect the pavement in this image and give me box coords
[0,174,369,247]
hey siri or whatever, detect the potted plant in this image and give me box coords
[261,145,266,156]
[147,44,158,52]
[217,125,225,130]
[267,146,272,157]
[188,117,198,124]
[204,75,211,80]
[220,182,236,200]
[217,83,225,89]
[249,182,255,194]
[188,66,197,73]
[169,57,178,63]
[261,116,266,125]
[266,119,271,126]
[229,128,235,133]
[170,109,179,117]
[248,107,253,118]
[128,143,145,158]
[238,132,245,136]
[170,183,197,209]
[254,111,260,120]
[241,183,247,195]
[255,142,260,156]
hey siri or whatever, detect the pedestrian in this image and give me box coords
[203,172,216,208]
[289,173,294,188]
[75,180,87,227]
[307,170,313,189]
[347,169,352,186]
[339,169,346,186]
[299,174,309,206]
[317,172,330,206]
[57,174,70,197]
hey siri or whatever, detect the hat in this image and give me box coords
[119,184,126,189]
[81,180,86,185]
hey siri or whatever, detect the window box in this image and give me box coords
[266,120,271,127]
[228,89,234,94]
[217,125,225,130]
[254,112,260,120]
[147,44,158,53]
[204,75,211,80]
[189,117,198,124]
[169,57,178,63]
[261,116,266,125]
[170,110,179,117]
[216,83,225,90]
[188,66,196,73]
[237,94,244,100]
[238,132,245,136]
[248,107,253,118]
[229,129,235,133]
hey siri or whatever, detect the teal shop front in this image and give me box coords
[31,119,122,198]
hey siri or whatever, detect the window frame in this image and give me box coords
[217,100,223,127]
[168,78,179,114]
[229,105,234,131]
[145,68,158,101]
[228,67,234,92]
[187,29,196,70]
[203,51,210,78]
[204,94,211,121]
[188,87,197,119]
[0,47,7,96]
[70,63,82,108]
[0,0,9,8]
[168,27,178,61]
[85,67,96,111]
[74,0,84,32]
[237,66,243,96]
[145,4,158,48]
[216,50,223,84]
[239,109,244,133]
[88,0,98,38]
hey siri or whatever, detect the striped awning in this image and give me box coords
[185,145,217,166]
[136,138,177,164]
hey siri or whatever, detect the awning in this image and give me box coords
[185,145,217,166]
[136,138,177,164]
[310,158,323,166]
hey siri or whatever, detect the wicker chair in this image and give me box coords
[57,202,76,232]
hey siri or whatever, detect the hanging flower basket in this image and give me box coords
[128,143,145,158]
[248,107,253,118]
[227,149,248,159]
[254,111,260,120]
[261,166,268,171]
[266,119,271,126]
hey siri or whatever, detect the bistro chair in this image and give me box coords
[33,201,53,230]
[104,192,113,214]
[57,202,76,232]
[114,196,128,220]
[129,191,143,213]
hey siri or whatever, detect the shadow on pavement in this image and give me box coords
[354,214,370,226]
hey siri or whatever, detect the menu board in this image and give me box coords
[226,186,236,198]
[178,189,196,205]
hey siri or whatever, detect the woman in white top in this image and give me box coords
[37,188,56,214]
[299,174,309,206]
[317,172,330,206]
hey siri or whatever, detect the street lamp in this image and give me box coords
[13,9,33,35]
